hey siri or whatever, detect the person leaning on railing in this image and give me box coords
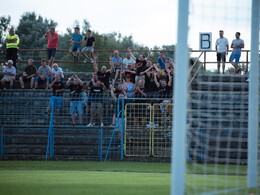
[66,75,84,126]
[35,59,51,89]
[44,74,65,116]
[1,60,16,89]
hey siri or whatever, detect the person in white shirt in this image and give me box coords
[215,30,229,74]
[50,63,64,84]
[123,52,136,70]
[1,60,16,89]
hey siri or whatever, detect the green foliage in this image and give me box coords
[0,15,11,48]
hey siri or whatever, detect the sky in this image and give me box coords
[0,0,253,69]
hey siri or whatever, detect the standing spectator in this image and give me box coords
[35,59,51,89]
[154,72,172,98]
[93,55,113,90]
[45,27,58,69]
[87,80,106,127]
[215,30,229,74]
[69,27,83,62]
[81,29,95,63]
[229,32,244,73]
[128,47,151,85]
[66,75,84,126]
[1,60,16,89]
[131,80,147,127]
[121,63,136,84]
[44,75,65,116]
[19,59,37,89]
[157,51,170,70]
[112,50,123,84]
[123,52,136,70]
[50,63,64,83]
[5,27,19,69]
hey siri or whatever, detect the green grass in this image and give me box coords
[0,161,258,195]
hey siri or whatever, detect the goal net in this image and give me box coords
[172,0,260,194]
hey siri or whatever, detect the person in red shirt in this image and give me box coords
[45,27,59,69]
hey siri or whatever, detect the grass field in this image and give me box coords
[0,161,258,195]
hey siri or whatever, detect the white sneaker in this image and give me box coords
[246,78,250,82]
[87,123,93,127]
[90,58,94,63]
[84,58,88,63]
[100,123,104,127]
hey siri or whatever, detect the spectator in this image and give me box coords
[140,61,160,97]
[5,27,19,69]
[131,80,147,127]
[123,52,136,70]
[19,59,37,89]
[1,60,16,89]
[81,29,95,63]
[229,32,244,73]
[45,27,58,69]
[44,75,65,116]
[93,55,113,90]
[154,72,172,98]
[50,63,64,83]
[69,27,83,62]
[110,82,127,127]
[35,59,51,89]
[121,63,136,84]
[215,30,229,74]
[123,76,135,98]
[157,51,170,70]
[112,50,123,84]
[66,75,84,126]
[128,47,151,85]
[87,80,106,127]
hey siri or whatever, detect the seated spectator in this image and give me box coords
[110,82,127,127]
[35,59,51,89]
[123,52,136,70]
[121,63,136,84]
[123,76,135,98]
[157,51,170,70]
[44,74,65,116]
[93,55,113,90]
[131,80,147,127]
[128,47,151,85]
[1,60,16,89]
[81,29,95,63]
[140,62,160,97]
[112,50,122,84]
[69,27,83,62]
[66,75,84,126]
[87,80,106,127]
[50,63,64,84]
[19,59,37,89]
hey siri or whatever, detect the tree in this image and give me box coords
[0,15,11,48]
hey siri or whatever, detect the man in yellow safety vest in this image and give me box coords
[5,27,19,69]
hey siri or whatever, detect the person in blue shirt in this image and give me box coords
[157,51,170,70]
[69,27,83,62]
[229,32,244,73]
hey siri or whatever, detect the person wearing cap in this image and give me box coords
[69,27,83,62]
[1,60,16,89]
[215,30,229,74]
[5,27,19,69]
[45,27,59,69]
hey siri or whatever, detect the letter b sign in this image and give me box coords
[199,32,212,51]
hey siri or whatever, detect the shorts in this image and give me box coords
[3,76,15,82]
[70,45,81,52]
[90,102,102,114]
[70,101,83,115]
[217,52,226,62]
[35,77,50,83]
[22,76,34,83]
[229,53,241,64]
[82,46,94,53]
[47,48,56,59]
[48,96,62,109]
[50,77,64,83]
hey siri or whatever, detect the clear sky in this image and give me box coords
[0,0,252,53]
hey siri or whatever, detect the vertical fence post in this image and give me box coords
[121,99,125,159]
[203,51,206,71]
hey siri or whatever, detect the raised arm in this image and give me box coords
[66,75,74,86]
[75,75,83,86]
[154,72,160,88]
[93,55,98,73]
[109,56,114,73]
[146,48,152,60]
[127,47,136,61]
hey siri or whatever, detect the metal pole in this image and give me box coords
[247,0,259,188]
[171,0,189,194]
